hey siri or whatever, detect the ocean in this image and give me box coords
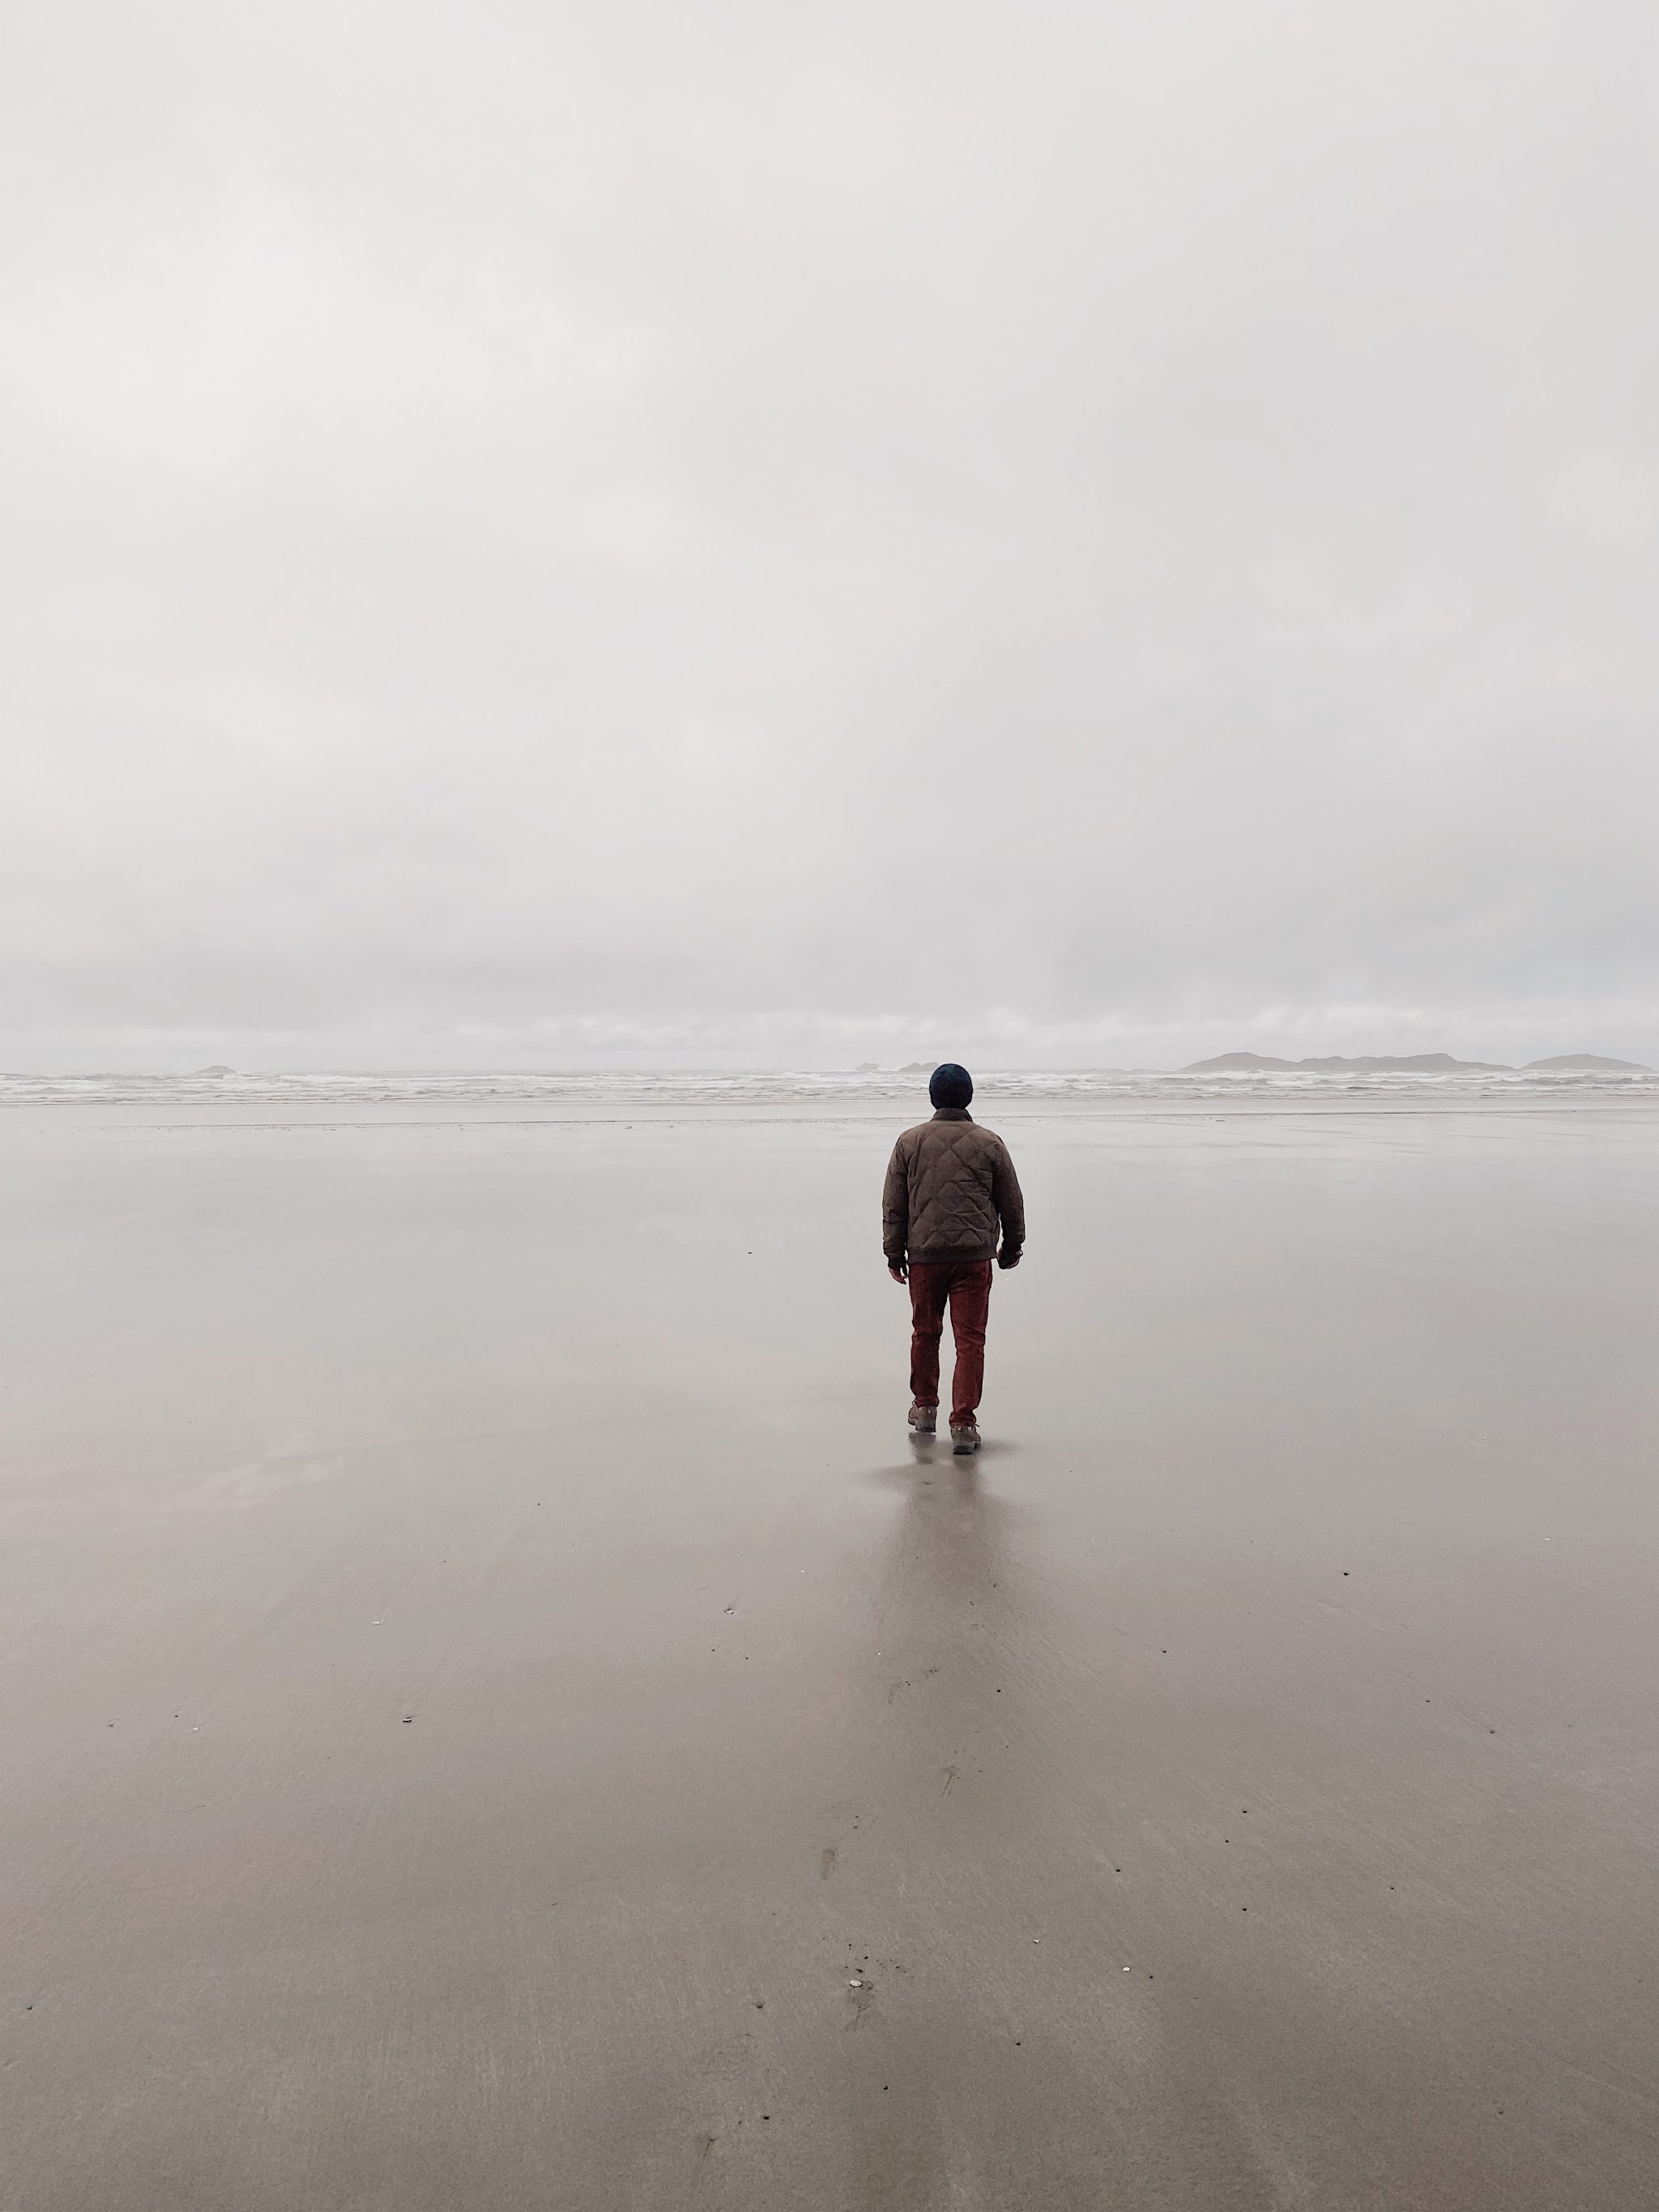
[2,1064,1653,1109]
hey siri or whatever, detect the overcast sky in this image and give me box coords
[4,2,1656,1068]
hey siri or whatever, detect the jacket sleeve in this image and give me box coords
[992,1142,1026,1255]
[882,1136,910,1261]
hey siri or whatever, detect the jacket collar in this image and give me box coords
[930,1106,973,1121]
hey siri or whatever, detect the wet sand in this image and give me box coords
[2,1097,1657,2209]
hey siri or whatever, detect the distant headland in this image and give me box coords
[1183,1051,1651,1074]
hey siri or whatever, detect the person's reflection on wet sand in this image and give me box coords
[828,1447,1110,2210]
[825,1455,1323,2211]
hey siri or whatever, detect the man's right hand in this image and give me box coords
[997,1247,1021,1269]
[888,1262,908,1283]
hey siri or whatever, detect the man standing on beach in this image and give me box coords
[883,1063,1026,1455]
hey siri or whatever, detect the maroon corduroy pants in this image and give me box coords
[907,1259,993,1425]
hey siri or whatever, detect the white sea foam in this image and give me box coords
[1,1067,1653,1108]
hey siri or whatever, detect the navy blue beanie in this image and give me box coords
[929,1063,974,1109]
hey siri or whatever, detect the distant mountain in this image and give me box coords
[1183,1052,1513,1073]
[1524,1054,1651,1072]
[192,1064,237,1076]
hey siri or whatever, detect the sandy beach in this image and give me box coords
[2,1090,1657,2210]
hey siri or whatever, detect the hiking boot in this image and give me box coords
[908,1401,937,1435]
[949,1420,980,1455]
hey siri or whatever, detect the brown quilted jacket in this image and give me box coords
[882,1108,1026,1267]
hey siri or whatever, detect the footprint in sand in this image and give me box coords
[844,1970,877,2026]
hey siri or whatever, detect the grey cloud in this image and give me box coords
[3,2,1656,1067]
